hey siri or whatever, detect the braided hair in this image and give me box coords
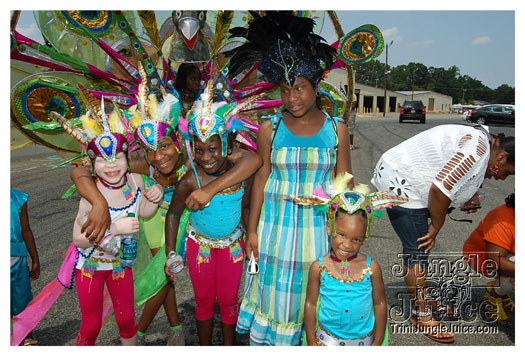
[505,193,515,209]
[491,133,515,164]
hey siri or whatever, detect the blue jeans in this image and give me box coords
[387,206,430,270]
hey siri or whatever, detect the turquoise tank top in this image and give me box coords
[191,183,244,239]
[318,255,375,339]
[270,112,341,148]
[11,189,29,257]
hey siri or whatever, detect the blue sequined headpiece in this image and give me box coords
[180,80,259,157]
[258,38,330,86]
[225,11,335,86]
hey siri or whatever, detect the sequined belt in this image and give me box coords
[186,220,244,249]
[315,323,374,346]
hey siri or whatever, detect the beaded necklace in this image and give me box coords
[97,175,135,204]
[329,250,359,280]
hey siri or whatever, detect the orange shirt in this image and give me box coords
[463,204,515,275]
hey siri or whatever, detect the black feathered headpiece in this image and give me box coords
[224,11,336,87]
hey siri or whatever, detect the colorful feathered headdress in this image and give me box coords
[126,63,183,152]
[50,84,130,162]
[289,173,408,239]
[224,11,336,87]
[178,79,260,157]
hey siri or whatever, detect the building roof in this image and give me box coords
[396,91,433,95]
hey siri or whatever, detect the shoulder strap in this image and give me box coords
[148,165,155,179]
[318,257,324,283]
[325,111,339,175]
[366,255,371,267]
[326,112,339,150]
[270,114,283,147]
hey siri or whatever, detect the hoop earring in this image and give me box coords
[489,164,500,176]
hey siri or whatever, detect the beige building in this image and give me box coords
[325,68,453,114]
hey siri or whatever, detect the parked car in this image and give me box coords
[466,105,515,126]
[399,100,426,123]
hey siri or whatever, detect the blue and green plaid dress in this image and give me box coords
[236,113,339,345]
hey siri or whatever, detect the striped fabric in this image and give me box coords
[236,115,337,345]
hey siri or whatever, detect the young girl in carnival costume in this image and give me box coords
[294,174,408,346]
[70,65,262,345]
[61,86,162,345]
[164,80,259,345]
[224,11,352,345]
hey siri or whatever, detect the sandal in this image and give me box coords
[166,327,185,346]
[22,338,38,346]
[483,290,511,324]
[410,309,455,343]
[426,298,459,318]
[502,294,515,314]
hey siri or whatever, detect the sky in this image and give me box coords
[11,7,515,90]
[319,10,515,90]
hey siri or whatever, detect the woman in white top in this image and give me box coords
[371,124,514,343]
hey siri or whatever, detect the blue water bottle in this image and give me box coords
[120,212,138,268]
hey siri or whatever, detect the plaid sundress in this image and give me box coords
[236,114,338,345]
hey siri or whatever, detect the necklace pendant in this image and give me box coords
[341,260,351,279]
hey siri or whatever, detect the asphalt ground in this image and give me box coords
[9,113,515,347]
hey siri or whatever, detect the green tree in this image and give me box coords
[349,60,514,105]
[492,84,515,104]
[353,60,385,87]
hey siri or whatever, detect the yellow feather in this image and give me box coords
[147,94,159,118]
[354,183,371,196]
[125,105,140,130]
[107,111,123,134]
[332,172,354,195]
[80,115,102,139]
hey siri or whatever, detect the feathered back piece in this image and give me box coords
[288,172,408,239]
[224,11,336,86]
[179,79,260,157]
[51,84,130,162]
[127,62,183,152]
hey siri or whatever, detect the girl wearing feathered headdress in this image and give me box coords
[224,11,353,345]
[163,80,259,345]
[52,86,163,346]
[296,174,408,346]
[69,65,262,345]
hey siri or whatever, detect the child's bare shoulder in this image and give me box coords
[178,168,200,191]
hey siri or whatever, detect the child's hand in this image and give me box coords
[245,232,259,261]
[185,188,213,210]
[82,202,111,244]
[164,264,189,284]
[144,184,163,204]
[111,217,140,236]
[29,259,40,280]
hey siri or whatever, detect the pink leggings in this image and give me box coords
[186,238,244,324]
[75,268,137,345]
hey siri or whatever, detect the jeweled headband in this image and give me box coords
[87,133,128,161]
[288,173,409,239]
[179,80,260,157]
[127,63,183,152]
[224,11,336,86]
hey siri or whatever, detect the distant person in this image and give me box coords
[348,93,357,150]
[463,192,515,324]
[371,125,514,343]
[176,63,202,115]
[11,189,40,346]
